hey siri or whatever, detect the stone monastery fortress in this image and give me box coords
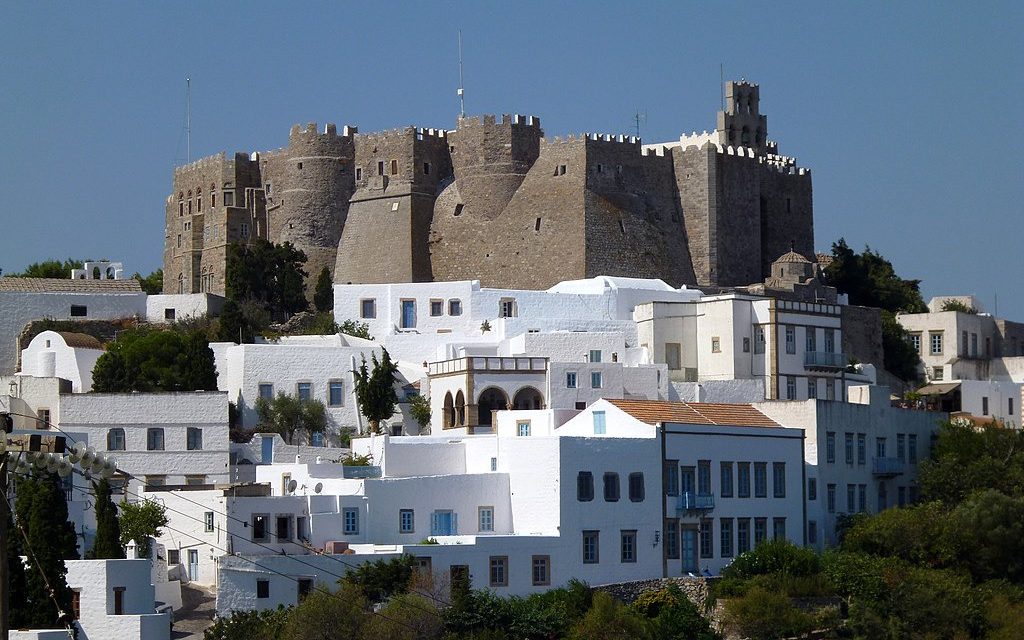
[164,81,813,295]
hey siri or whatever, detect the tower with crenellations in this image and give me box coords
[163,80,814,299]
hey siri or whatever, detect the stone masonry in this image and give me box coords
[163,81,813,296]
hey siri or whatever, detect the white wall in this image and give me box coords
[19,330,102,392]
[146,293,224,323]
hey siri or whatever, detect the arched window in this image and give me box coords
[107,428,125,451]
[477,387,508,428]
[443,392,454,429]
[455,390,466,426]
[178,273,184,294]
[513,387,544,410]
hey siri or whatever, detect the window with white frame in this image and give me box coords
[807,378,817,399]
[589,349,602,363]
[754,326,766,354]
[297,382,312,402]
[582,530,599,564]
[786,376,796,400]
[785,326,796,354]
[258,383,274,400]
[593,411,606,434]
[107,428,125,451]
[147,428,164,451]
[806,328,817,352]
[478,506,494,532]
[620,530,637,563]
[909,333,921,353]
[930,332,943,355]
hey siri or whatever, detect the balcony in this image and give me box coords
[804,351,847,371]
[677,491,715,512]
[428,356,548,376]
[342,465,382,479]
[871,457,905,477]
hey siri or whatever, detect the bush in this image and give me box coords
[721,538,821,580]
[280,585,369,640]
[568,591,651,640]
[364,592,443,640]
[204,607,290,640]
[342,555,416,603]
[632,585,716,640]
[722,586,815,640]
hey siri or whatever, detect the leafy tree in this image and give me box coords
[568,591,651,640]
[4,497,30,630]
[839,501,955,569]
[280,584,369,640]
[255,392,327,445]
[8,258,84,279]
[919,420,1024,504]
[13,473,78,629]
[824,238,926,380]
[87,478,125,560]
[339,319,372,340]
[721,538,821,579]
[365,592,444,640]
[940,298,978,314]
[217,298,255,343]
[341,554,415,603]
[92,327,219,392]
[226,239,308,315]
[203,606,291,640]
[133,268,164,294]
[119,498,169,558]
[313,266,333,313]
[409,394,431,434]
[946,489,1024,584]
[353,348,400,434]
[722,585,814,640]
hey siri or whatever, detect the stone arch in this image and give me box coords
[455,390,466,426]
[512,386,544,410]
[477,387,508,428]
[443,392,454,429]
[177,273,184,294]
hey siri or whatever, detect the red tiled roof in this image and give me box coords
[606,399,779,428]
[0,277,143,293]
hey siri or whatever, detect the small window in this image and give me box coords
[252,514,269,542]
[490,457,497,472]
[187,427,203,451]
[499,298,516,318]
[360,299,376,319]
[185,475,206,486]
[256,580,269,599]
[628,472,645,502]
[620,530,637,563]
[70,305,87,317]
[400,509,415,533]
[343,507,359,535]
[164,308,176,321]
[742,337,750,353]
[532,555,550,585]
[566,372,577,388]
[355,167,362,180]
[593,411,606,434]
[489,556,508,587]
[204,511,214,532]
[223,191,234,207]
[711,336,721,353]
[258,383,274,400]
[535,217,542,232]
[453,203,464,217]
[618,220,626,234]
[448,299,462,316]
[113,586,125,615]
[589,349,602,363]
[297,162,303,170]
[591,371,603,389]
[577,471,594,502]
[329,381,344,406]
[517,421,531,437]
[478,506,494,532]
[107,428,125,451]
[265,182,272,195]
[390,159,398,175]
[377,161,385,175]
[583,530,600,564]
[297,382,312,402]
[430,300,444,316]
[603,472,620,502]
[982,396,989,416]
[423,162,431,175]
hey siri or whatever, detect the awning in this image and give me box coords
[916,382,961,396]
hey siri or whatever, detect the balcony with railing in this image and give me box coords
[871,457,905,477]
[428,356,548,376]
[342,465,382,479]
[677,491,715,513]
[804,351,847,371]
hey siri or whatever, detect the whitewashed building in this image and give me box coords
[19,330,104,393]
[146,292,225,323]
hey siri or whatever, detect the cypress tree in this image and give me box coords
[314,266,334,312]
[87,478,125,560]
[5,485,30,629]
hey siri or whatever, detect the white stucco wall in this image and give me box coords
[146,293,225,323]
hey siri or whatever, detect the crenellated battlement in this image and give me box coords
[456,113,542,130]
[288,121,358,142]
[542,132,641,146]
[173,152,229,176]
[355,125,448,146]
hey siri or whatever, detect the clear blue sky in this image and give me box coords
[2,2,1022,316]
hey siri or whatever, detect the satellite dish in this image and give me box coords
[314,482,323,494]
[287,479,298,494]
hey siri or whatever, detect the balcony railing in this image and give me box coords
[428,356,548,376]
[342,465,382,479]
[804,351,847,370]
[677,492,715,512]
[871,457,905,477]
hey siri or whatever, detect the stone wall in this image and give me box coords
[593,575,718,611]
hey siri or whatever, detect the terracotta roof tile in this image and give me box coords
[607,399,779,428]
[0,277,143,293]
[55,332,103,349]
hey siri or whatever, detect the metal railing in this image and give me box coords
[804,351,847,369]
[678,491,715,511]
[342,466,382,479]
[871,457,905,477]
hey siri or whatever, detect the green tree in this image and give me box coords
[133,268,164,294]
[280,584,369,640]
[92,327,219,392]
[226,239,308,315]
[568,591,651,640]
[919,420,1024,505]
[4,497,30,630]
[13,473,78,629]
[940,298,978,314]
[203,606,291,640]
[824,239,926,380]
[339,319,372,340]
[839,501,955,569]
[9,258,84,279]
[632,584,717,640]
[721,538,821,580]
[87,478,125,560]
[313,266,333,313]
[119,498,169,558]
[353,348,400,434]
[365,592,444,640]
[341,555,415,603]
[217,298,255,343]
[408,394,431,434]
[946,489,1024,584]
[255,392,327,445]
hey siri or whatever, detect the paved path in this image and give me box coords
[171,583,216,640]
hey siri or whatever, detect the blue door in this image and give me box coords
[431,511,457,536]
[261,436,274,464]
[681,528,698,573]
[401,300,416,328]
[188,549,199,582]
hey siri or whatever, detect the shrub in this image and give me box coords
[722,586,815,640]
[341,555,416,603]
[568,591,651,640]
[721,538,821,580]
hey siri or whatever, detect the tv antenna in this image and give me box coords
[457,30,466,119]
[633,110,647,139]
[186,77,191,163]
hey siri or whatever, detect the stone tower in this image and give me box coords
[262,122,357,289]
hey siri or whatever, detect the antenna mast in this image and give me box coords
[457,31,466,119]
[186,77,191,163]
[720,64,725,111]
[633,110,646,139]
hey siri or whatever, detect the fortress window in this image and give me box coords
[188,200,193,215]
[423,162,431,175]
[596,164,603,174]
[390,159,398,175]
[553,165,567,176]
[265,183,272,195]
[177,234,181,248]
[741,127,751,146]
[453,204,464,217]
[211,192,216,207]
[339,160,347,173]
[618,220,626,234]
[377,161,385,175]
[179,202,183,216]
[297,162,303,170]
[178,274,183,294]
[197,196,202,212]
[223,191,234,207]
[786,198,792,214]
[356,167,362,180]
[535,218,542,232]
